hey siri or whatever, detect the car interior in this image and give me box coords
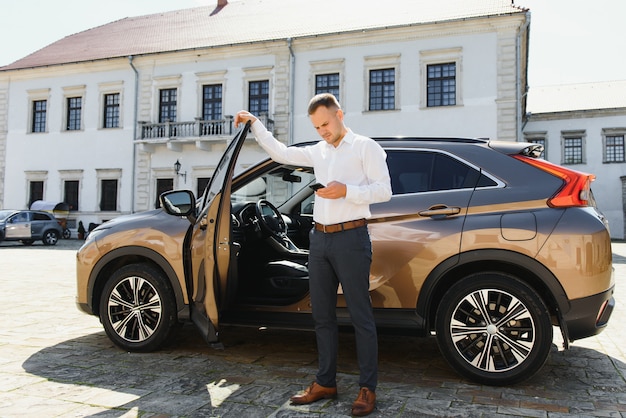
[229,164,317,306]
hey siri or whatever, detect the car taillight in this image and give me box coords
[512,155,595,207]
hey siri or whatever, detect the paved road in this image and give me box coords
[0,239,624,417]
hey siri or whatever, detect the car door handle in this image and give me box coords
[418,205,461,219]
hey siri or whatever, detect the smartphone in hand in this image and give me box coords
[309,182,325,191]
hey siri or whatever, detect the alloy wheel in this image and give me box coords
[449,288,535,373]
[107,276,163,343]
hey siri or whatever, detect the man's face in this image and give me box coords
[309,106,346,147]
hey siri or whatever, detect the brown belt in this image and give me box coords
[314,218,367,234]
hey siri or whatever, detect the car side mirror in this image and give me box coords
[160,190,196,223]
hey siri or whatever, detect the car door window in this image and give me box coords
[387,150,496,195]
[232,167,316,207]
[11,212,30,223]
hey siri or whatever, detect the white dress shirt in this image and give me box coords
[250,120,392,225]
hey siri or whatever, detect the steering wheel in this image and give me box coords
[255,199,287,239]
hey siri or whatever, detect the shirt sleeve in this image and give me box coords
[344,139,392,205]
[251,120,314,167]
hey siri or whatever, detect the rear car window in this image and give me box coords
[33,212,52,221]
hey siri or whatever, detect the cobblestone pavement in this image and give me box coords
[0,238,624,417]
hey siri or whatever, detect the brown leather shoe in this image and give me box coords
[290,381,337,405]
[352,387,376,416]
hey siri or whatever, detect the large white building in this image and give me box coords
[7,0,621,238]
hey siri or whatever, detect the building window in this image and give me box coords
[159,88,177,123]
[427,63,456,107]
[29,181,44,206]
[564,138,583,164]
[369,68,395,111]
[32,100,47,133]
[202,84,223,120]
[249,80,269,115]
[605,134,625,163]
[197,177,211,198]
[310,59,344,105]
[103,93,120,128]
[66,97,82,130]
[243,67,272,116]
[562,133,585,165]
[420,48,462,109]
[155,178,174,209]
[315,73,340,101]
[100,179,118,211]
[64,180,79,211]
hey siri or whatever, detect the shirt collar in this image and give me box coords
[323,128,355,149]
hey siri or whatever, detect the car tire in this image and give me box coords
[42,230,59,246]
[99,263,178,352]
[62,228,71,239]
[435,272,552,386]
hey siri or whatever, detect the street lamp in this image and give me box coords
[174,159,187,182]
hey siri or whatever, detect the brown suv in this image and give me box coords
[76,124,615,385]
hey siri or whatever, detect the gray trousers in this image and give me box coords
[308,225,378,391]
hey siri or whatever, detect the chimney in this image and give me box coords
[212,0,228,15]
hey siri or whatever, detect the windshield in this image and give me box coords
[232,166,316,207]
[0,210,14,221]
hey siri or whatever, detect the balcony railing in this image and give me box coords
[138,114,274,140]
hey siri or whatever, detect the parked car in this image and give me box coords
[0,209,64,246]
[76,124,615,386]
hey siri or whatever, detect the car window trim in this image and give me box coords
[384,147,505,194]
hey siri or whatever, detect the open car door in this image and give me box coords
[188,121,250,345]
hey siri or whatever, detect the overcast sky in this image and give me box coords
[1,0,624,87]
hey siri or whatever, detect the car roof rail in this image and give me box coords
[372,136,489,144]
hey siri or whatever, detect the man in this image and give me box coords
[235,93,391,416]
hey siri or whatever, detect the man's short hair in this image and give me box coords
[308,93,341,115]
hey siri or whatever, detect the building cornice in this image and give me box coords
[527,107,626,121]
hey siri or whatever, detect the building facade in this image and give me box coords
[1,0,530,233]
